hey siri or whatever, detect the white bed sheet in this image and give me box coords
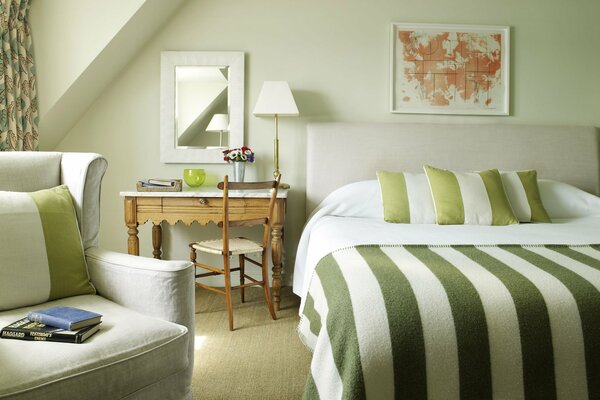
[294,216,600,301]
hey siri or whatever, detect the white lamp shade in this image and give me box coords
[206,114,229,132]
[252,81,299,117]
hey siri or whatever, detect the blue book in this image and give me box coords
[27,306,102,330]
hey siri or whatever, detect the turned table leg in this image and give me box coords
[271,226,283,311]
[127,224,139,255]
[152,223,162,259]
[125,197,139,255]
[271,198,285,311]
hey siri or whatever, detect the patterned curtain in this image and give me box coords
[0,0,38,151]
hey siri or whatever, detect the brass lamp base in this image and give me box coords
[272,115,290,189]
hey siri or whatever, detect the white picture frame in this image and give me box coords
[390,23,509,115]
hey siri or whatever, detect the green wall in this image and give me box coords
[56,0,600,285]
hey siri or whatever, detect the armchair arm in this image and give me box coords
[85,247,195,384]
[85,247,194,327]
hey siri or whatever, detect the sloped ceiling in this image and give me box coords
[30,0,187,150]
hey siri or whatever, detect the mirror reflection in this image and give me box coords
[176,66,230,148]
[160,51,243,164]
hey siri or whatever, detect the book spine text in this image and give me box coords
[1,329,79,343]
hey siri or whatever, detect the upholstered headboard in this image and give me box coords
[306,123,600,214]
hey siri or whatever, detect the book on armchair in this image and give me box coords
[0,318,100,343]
[27,306,102,330]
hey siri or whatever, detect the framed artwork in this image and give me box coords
[390,23,509,115]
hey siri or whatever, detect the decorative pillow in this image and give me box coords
[0,185,95,311]
[424,165,518,226]
[539,179,600,219]
[501,170,551,223]
[376,171,436,223]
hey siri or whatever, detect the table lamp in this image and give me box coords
[206,113,229,148]
[253,81,299,186]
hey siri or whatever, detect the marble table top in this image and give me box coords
[120,187,288,198]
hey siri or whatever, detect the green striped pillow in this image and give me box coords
[501,170,551,223]
[376,171,436,223]
[424,165,519,226]
[0,185,95,311]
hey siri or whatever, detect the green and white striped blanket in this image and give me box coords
[298,244,600,400]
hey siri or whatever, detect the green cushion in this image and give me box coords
[501,170,551,223]
[376,171,436,223]
[424,165,519,226]
[0,185,95,311]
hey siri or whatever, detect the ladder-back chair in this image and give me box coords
[189,175,281,331]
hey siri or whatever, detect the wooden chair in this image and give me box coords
[189,175,281,331]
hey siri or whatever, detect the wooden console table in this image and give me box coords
[120,188,288,311]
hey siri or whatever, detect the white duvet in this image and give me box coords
[293,179,600,304]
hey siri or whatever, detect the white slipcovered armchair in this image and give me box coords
[0,152,195,400]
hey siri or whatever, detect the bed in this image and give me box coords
[294,123,600,400]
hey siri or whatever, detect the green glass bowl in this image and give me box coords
[183,169,206,187]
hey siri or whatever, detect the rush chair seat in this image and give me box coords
[189,175,281,331]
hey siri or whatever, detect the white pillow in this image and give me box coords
[539,179,600,218]
[310,180,383,220]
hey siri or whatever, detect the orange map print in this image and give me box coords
[397,30,502,108]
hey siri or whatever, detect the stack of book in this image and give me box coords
[0,306,102,344]
[140,178,179,188]
[137,178,182,192]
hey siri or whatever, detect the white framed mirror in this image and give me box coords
[160,51,244,163]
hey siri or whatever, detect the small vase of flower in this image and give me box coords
[223,146,255,182]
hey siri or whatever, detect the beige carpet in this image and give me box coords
[191,286,312,399]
